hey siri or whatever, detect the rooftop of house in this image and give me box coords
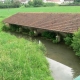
[3,12,80,33]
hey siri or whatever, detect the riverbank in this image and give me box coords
[0,31,53,80]
[35,37,80,78]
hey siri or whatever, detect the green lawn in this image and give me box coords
[0,6,80,19]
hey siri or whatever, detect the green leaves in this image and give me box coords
[64,34,73,46]
[71,29,80,56]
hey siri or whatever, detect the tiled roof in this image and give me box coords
[3,13,80,33]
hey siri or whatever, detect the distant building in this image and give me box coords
[63,0,74,4]
[43,0,74,4]
[19,0,29,4]
[0,0,5,3]
[0,0,74,4]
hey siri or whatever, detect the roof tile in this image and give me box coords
[3,13,80,33]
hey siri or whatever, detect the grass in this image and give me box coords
[0,6,80,18]
[0,31,53,80]
[0,6,80,80]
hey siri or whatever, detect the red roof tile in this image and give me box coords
[3,13,80,33]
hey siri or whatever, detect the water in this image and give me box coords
[10,33,80,78]
[35,37,80,78]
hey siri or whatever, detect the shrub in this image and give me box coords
[2,24,10,31]
[28,1,33,6]
[33,0,43,7]
[0,1,21,8]
[64,34,73,46]
[29,30,34,36]
[60,2,80,6]
[71,29,80,56]
[41,31,56,39]
[52,39,58,43]
[0,32,53,80]
[0,22,3,32]
[43,3,55,7]
[9,24,18,32]
[22,28,30,33]
[24,4,30,7]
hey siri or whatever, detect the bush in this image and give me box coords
[71,29,80,56]
[64,34,73,46]
[52,39,58,43]
[22,28,30,33]
[43,3,55,7]
[9,24,19,32]
[60,2,80,6]
[33,0,43,7]
[24,4,30,7]
[28,1,33,6]
[0,1,21,8]
[41,31,56,39]
[2,24,10,31]
[0,32,53,80]
[29,30,34,36]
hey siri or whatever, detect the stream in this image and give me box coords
[11,32,80,78]
[35,37,80,78]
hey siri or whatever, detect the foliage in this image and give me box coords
[52,39,58,43]
[2,24,10,31]
[0,0,21,8]
[60,1,80,6]
[43,3,56,7]
[0,32,53,80]
[25,0,43,7]
[74,0,80,2]
[24,4,30,7]
[33,0,43,7]
[0,22,3,32]
[22,28,30,33]
[64,34,73,46]
[71,29,80,56]
[29,30,34,36]
[12,1,21,8]
[28,1,33,7]
[9,24,19,32]
[41,31,56,39]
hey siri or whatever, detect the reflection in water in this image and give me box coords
[35,37,80,78]
[10,33,80,78]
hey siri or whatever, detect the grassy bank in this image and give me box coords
[0,31,53,80]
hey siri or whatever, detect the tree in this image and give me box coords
[74,0,80,2]
[33,0,43,7]
[28,0,33,6]
[71,29,80,56]
[13,0,21,8]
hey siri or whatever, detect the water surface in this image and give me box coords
[36,37,80,78]
[10,33,80,78]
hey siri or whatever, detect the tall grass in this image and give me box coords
[0,32,53,80]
